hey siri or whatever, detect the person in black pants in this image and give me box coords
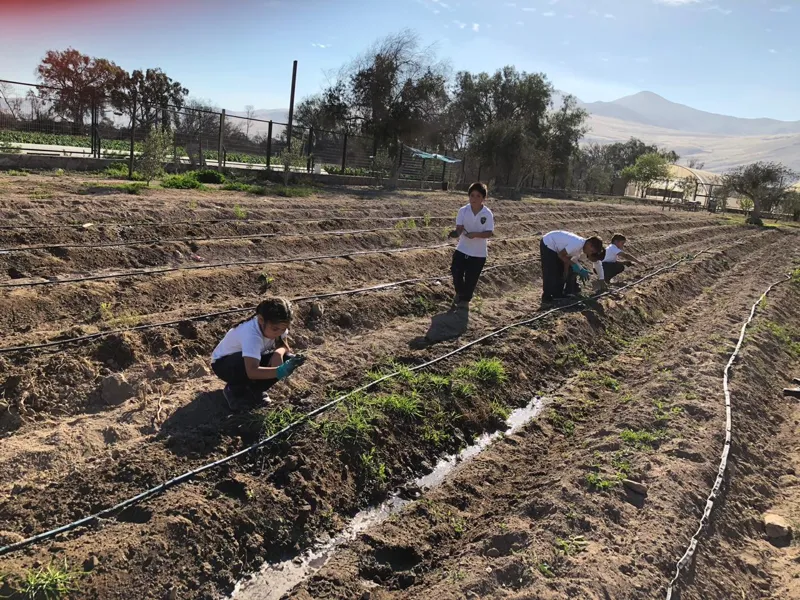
[450,182,494,309]
[210,298,305,410]
[539,230,605,303]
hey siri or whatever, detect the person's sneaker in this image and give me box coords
[222,384,258,411]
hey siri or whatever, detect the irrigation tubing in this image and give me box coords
[0,242,455,289]
[0,247,714,558]
[0,219,726,290]
[664,274,791,600]
[0,257,537,354]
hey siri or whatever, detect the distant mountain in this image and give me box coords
[582,91,800,136]
[227,108,290,124]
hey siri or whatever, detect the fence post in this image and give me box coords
[306,127,314,172]
[128,91,137,179]
[341,133,348,173]
[90,95,97,158]
[218,109,225,170]
[266,121,273,171]
[287,60,298,150]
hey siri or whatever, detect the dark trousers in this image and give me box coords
[211,352,278,393]
[451,250,486,303]
[540,240,578,299]
[602,261,625,283]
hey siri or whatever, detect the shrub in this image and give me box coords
[193,169,226,184]
[221,182,266,194]
[161,174,205,190]
[274,185,314,198]
[138,128,173,184]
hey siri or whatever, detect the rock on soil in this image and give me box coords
[763,513,792,540]
[622,479,648,496]
[101,374,136,405]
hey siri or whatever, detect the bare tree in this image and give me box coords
[244,105,255,139]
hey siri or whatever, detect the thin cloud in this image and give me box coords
[654,0,701,5]
[769,48,778,53]
[770,5,791,12]
[522,6,536,11]
[543,10,555,16]
[516,20,525,25]
[565,14,575,18]
[604,13,616,18]
[311,43,329,49]
[454,19,467,28]
[472,22,480,31]
[589,8,599,16]
[705,5,732,14]
[504,2,517,6]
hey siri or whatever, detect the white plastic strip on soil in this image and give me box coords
[230,398,547,600]
[665,274,791,599]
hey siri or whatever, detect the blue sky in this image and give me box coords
[1,0,797,120]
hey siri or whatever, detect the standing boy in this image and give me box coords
[450,182,494,309]
[594,234,643,284]
[539,230,605,303]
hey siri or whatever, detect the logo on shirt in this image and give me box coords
[480,216,487,224]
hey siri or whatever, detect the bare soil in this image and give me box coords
[0,172,798,600]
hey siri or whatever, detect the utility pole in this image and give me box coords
[286,60,298,150]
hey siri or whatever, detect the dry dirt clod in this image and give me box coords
[83,555,101,571]
[338,312,354,328]
[310,302,325,319]
[486,548,501,558]
[101,373,136,405]
[622,479,648,496]
[764,513,792,540]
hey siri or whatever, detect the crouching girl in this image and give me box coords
[211,297,305,410]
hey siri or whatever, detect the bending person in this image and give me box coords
[540,230,605,303]
[211,297,305,410]
[450,182,494,309]
[595,233,643,284]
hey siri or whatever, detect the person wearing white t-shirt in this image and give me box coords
[211,298,306,410]
[593,233,643,284]
[449,182,494,309]
[539,230,606,303]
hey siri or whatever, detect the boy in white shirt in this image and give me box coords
[595,234,643,284]
[539,230,605,303]
[449,182,494,309]
[211,297,305,410]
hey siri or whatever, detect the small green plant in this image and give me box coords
[455,358,507,386]
[547,409,575,436]
[411,295,435,316]
[188,198,198,211]
[161,173,205,189]
[586,472,617,491]
[490,400,511,421]
[254,406,304,437]
[98,302,114,322]
[537,562,555,577]
[421,423,450,447]
[280,145,305,185]
[556,535,589,556]
[601,376,620,392]
[761,321,800,356]
[619,393,634,404]
[245,488,256,500]
[15,559,84,599]
[359,447,388,488]
[554,343,589,367]
[374,392,422,421]
[232,204,248,219]
[449,513,466,536]
[654,400,683,423]
[318,398,376,450]
[6,169,28,176]
[193,169,225,184]
[53,168,65,177]
[620,428,662,449]
[274,185,314,198]
[118,182,147,195]
[423,213,432,227]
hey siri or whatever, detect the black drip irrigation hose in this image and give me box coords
[0,242,456,289]
[664,274,791,600]
[0,248,714,558]
[0,221,494,254]
[0,215,453,231]
[0,257,537,354]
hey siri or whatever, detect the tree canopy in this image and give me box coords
[721,162,799,224]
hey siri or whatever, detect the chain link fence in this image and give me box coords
[1,78,465,186]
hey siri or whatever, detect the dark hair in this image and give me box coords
[468,182,488,199]
[611,234,627,245]
[255,297,293,325]
[585,236,605,261]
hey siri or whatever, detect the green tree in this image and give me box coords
[112,68,188,131]
[36,48,125,127]
[544,94,589,187]
[623,152,670,198]
[138,128,173,184]
[721,162,799,225]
